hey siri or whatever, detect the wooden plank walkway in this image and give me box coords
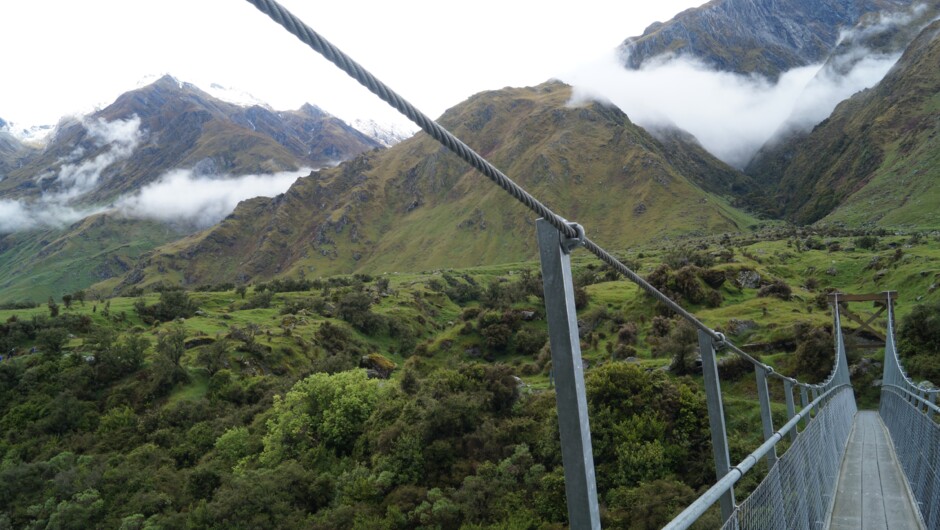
[828,411,924,530]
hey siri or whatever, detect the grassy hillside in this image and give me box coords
[2,229,937,528]
[114,82,760,292]
[0,215,185,304]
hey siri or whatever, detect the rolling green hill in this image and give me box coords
[112,82,761,292]
[0,214,185,304]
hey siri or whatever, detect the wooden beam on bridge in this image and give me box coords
[827,291,898,303]
[827,291,897,343]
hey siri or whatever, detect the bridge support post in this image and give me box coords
[756,366,777,468]
[698,329,736,524]
[784,380,798,442]
[930,393,937,421]
[800,386,810,429]
[535,219,600,530]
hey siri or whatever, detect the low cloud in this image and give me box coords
[115,168,311,228]
[0,166,310,234]
[0,198,102,233]
[46,115,142,202]
[563,50,897,168]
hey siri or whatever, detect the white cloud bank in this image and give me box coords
[115,168,311,229]
[563,50,899,168]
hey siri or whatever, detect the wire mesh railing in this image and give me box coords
[719,386,856,530]
[880,295,939,529]
[665,302,856,529]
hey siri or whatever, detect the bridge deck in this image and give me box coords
[827,411,923,530]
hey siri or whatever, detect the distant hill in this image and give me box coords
[0,76,384,303]
[112,82,759,291]
[745,21,940,227]
[0,75,381,206]
[620,0,913,79]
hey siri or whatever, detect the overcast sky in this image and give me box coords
[0,0,705,128]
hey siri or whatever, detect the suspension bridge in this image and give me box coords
[242,1,940,527]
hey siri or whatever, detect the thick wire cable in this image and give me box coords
[244,0,820,388]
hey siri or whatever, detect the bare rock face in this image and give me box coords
[620,0,912,80]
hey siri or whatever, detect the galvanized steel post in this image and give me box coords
[784,380,798,442]
[698,329,736,524]
[756,366,778,468]
[800,386,810,429]
[536,218,601,530]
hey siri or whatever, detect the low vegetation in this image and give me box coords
[1,229,938,528]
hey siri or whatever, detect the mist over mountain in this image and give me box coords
[0,75,383,233]
[0,75,387,302]
[564,0,936,169]
[114,82,758,291]
[620,0,914,79]
[746,20,940,226]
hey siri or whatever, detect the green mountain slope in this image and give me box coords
[113,82,759,291]
[0,215,183,304]
[746,21,940,226]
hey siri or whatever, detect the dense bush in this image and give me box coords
[790,324,834,382]
[134,289,199,324]
[757,279,792,301]
[898,300,940,384]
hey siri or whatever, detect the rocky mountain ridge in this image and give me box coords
[621,0,915,79]
[745,20,940,226]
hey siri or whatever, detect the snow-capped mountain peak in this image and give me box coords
[350,118,413,148]
[205,82,272,109]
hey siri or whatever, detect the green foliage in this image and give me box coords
[606,479,701,529]
[790,324,834,381]
[757,279,792,300]
[135,290,199,324]
[654,321,699,375]
[242,288,274,310]
[335,290,387,335]
[586,363,711,492]
[37,327,68,358]
[5,232,936,527]
[898,299,940,384]
[261,369,382,465]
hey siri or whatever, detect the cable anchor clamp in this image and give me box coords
[560,220,586,254]
[712,332,727,350]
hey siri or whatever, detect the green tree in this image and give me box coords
[156,322,187,384]
[197,338,230,376]
[47,297,60,318]
[37,327,69,358]
[260,369,383,464]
